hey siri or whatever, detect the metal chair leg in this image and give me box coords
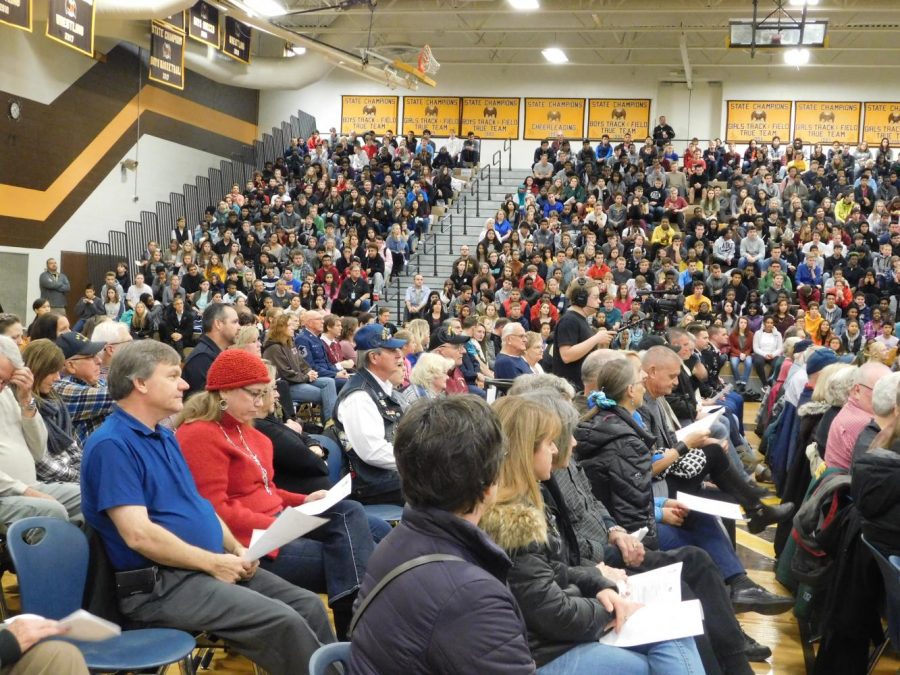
[179,653,197,675]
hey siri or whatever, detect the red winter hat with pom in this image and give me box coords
[205,349,271,392]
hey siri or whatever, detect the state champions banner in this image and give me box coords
[46,0,94,57]
[588,99,651,140]
[341,96,399,135]
[402,97,460,136]
[725,100,792,143]
[0,0,32,32]
[149,20,185,91]
[862,102,900,145]
[793,101,861,144]
[523,98,585,140]
[460,97,519,139]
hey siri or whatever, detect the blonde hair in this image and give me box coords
[410,352,454,388]
[233,325,260,349]
[405,319,430,353]
[173,390,224,427]
[21,339,65,400]
[524,331,542,351]
[491,396,561,510]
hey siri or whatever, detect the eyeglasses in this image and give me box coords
[242,387,271,402]
[68,354,100,362]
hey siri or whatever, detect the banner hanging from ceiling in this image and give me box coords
[460,97,520,139]
[725,100,792,143]
[0,0,31,32]
[523,98,585,140]
[341,95,399,135]
[223,16,251,64]
[160,11,185,32]
[587,99,652,140]
[402,97,460,136]
[793,101,861,144]
[188,1,219,49]
[46,0,94,57]
[862,102,900,145]
[149,20,185,91]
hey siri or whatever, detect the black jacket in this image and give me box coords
[480,500,616,666]
[182,335,221,395]
[852,445,900,557]
[574,406,659,548]
[351,506,535,674]
[159,305,196,346]
[255,414,330,494]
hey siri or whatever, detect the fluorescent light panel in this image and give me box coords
[542,47,568,64]
[784,47,810,65]
[244,0,287,17]
[508,0,540,10]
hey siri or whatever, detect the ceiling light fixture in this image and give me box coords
[284,42,306,57]
[243,0,287,17]
[784,47,810,66]
[541,47,568,64]
[508,0,540,10]
[788,0,819,6]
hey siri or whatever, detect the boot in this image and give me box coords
[713,462,794,534]
[330,593,357,641]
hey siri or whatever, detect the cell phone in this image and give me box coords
[114,567,158,598]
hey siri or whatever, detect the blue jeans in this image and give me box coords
[537,637,704,675]
[290,378,338,422]
[658,512,744,580]
[730,356,752,383]
[259,499,374,605]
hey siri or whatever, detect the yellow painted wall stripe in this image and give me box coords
[0,85,258,221]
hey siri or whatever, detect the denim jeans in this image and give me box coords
[658,513,745,580]
[537,637,704,675]
[290,378,338,422]
[259,499,374,605]
[730,356,752,383]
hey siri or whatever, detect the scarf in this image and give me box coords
[37,396,80,457]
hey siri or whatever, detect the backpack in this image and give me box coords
[789,471,852,588]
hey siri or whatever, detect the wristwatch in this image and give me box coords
[20,397,36,412]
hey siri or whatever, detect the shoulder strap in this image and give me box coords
[348,553,466,638]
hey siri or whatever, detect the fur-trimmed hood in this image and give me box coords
[798,400,831,418]
[481,500,548,552]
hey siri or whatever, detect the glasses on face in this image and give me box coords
[68,354,100,363]
[242,387,271,402]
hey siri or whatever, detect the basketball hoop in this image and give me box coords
[417,44,440,76]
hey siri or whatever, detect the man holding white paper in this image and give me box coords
[81,342,336,675]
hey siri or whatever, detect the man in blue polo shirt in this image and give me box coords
[81,341,334,675]
[493,323,532,380]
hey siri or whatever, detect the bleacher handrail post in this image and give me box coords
[448,214,454,255]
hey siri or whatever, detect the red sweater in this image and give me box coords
[176,414,306,555]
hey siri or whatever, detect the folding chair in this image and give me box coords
[861,535,900,674]
[309,641,351,675]
[7,517,196,674]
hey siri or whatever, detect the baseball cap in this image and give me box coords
[428,326,470,352]
[354,324,407,350]
[57,332,106,360]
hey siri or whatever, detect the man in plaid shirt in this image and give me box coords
[52,333,114,446]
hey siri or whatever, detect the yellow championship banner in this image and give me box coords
[725,100,792,143]
[793,101,861,144]
[587,99,651,140]
[862,102,900,145]
[341,95,399,135]
[402,97,460,136]
[460,97,520,139]
[523,98,585,140]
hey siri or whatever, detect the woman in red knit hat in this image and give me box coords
[174,348,375,640]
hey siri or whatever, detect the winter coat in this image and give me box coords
[480,500,616,667]
[852,445,900,557]
[573,406,659,548]
[349,506,535,674]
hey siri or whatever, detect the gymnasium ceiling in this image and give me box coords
[269,0,900,73]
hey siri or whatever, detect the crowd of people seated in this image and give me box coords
[0,120,898,673]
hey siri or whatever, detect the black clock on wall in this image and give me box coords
[8,100,22,122]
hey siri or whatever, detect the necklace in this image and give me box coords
[216,422,272,495]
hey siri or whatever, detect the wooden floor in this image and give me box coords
[3,400,897,674]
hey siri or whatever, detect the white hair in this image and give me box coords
[91,320,130,344]
[0,335,23,368]
[501,322,525,340]
[409,352,455,388]
[872,371,900,417]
